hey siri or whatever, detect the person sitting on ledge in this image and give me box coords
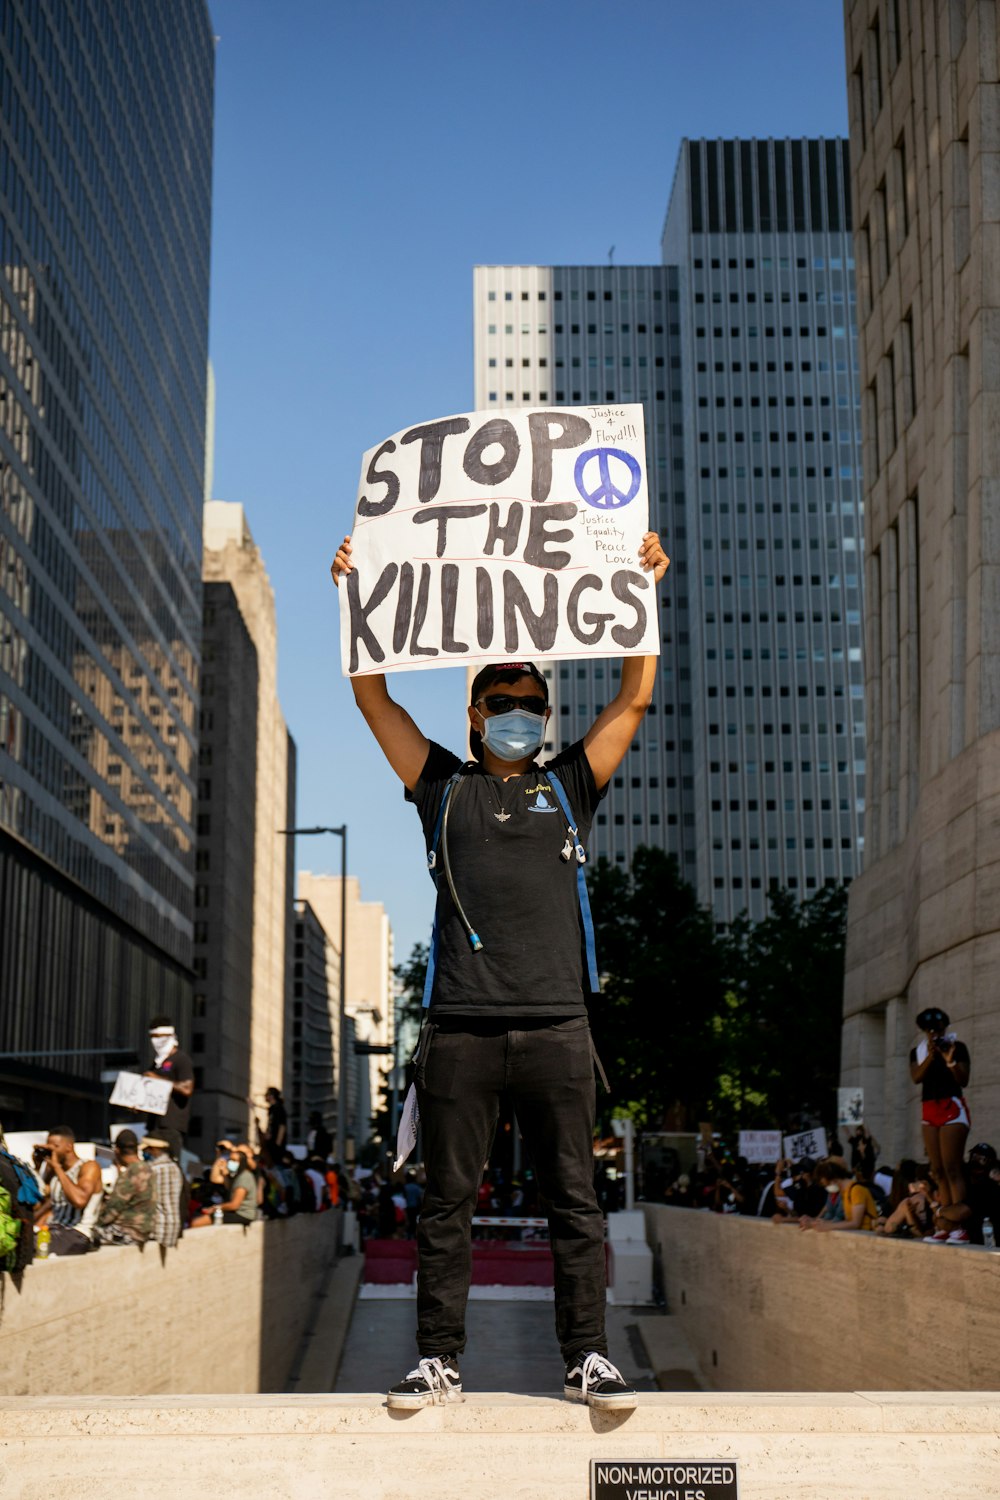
[33,1127,103,1256]
[144,1134,185,1248]
[922,1142,1000,1247]
[190,1145,257,1226]
[798,1158,877,1232]
[93,1130,155,1246]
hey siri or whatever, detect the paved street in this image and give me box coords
[334,1295,659,1396]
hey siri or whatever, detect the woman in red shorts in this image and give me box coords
[909,1007,971,1242]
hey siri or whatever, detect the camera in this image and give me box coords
[32,1144,52,1165]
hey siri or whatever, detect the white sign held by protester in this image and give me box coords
[340,405,658,676]
[837,1087,864,1126]
[109,1071,172,1116]
[738,1129,783,1164]
[782,1126,827,1162]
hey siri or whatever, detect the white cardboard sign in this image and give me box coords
[339,404,658,675]
[782,1126,828,1162]
[837,1087,864,1126]
[738,1129,783,1164]
[109,1071,172,1116]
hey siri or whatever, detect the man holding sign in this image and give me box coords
[332,466,667,1411]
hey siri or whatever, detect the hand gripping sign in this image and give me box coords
[339,404,659,676]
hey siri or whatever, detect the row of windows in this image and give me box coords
[693,256,855,272]
[696,324,850,339]
[487,288,671,302]
[698,465,860,483]
[695,290,853,305]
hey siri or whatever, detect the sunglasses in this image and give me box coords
[478,694,547,717]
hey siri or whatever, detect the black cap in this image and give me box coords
[468,662,548,763]
[795,1156,816,1173]
[969,1142,997,1164]
[915,1007,950,1031]
[469,661,548,706]
[116,1129,139,1153]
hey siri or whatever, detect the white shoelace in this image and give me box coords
[404,1357,462,1404]
[575,1352,622,1395]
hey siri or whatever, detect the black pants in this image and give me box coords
[415,1014,607,1364]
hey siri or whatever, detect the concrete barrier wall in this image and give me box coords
[643,1205,1000,1391]
[0,1212,340,1397]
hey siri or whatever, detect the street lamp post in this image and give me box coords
[278,824,348,1162]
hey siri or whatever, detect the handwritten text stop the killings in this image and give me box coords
[345,409,651,673]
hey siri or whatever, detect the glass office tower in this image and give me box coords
[474,139,865,925]
[0,0,214,1132]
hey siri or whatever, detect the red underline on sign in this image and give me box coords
[352,496,579,527]
[349,646,654,677]
[411,557,591,569]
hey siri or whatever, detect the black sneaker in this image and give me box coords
[564,1351,638,1410]
[386,1355,463,1409]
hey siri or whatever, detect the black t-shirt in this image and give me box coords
[150,1048,194,1134]
[909,1040,970,1101]
[406,739,606,1015]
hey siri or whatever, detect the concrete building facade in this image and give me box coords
[840,0,1000,1155]
[297,871,394,1151]
[0,0,214,1132]
[289,898,340,1145]
[472,137,865,924]
[198,501,296,1149]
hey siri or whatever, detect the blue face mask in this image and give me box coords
[481,708,546,762]
[227,1160,239,1175]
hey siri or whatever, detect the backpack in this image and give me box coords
[0,1148,43,1208]
[0,1184,22,1268]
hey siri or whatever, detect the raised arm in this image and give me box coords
[331,536,429,790]
[583,531,669,789]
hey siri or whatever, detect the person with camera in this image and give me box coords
[910,1007,971,1243]
[33,1127,103,1256]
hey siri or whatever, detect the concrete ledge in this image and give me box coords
[644,1205,1000,1391]
[1,1394,998,1499]
[0,1212,341,1396]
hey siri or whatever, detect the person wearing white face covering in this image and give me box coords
[142,1015,194,1162]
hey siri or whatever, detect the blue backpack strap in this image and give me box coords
[546,771,600,993]
[422,771,464,1008]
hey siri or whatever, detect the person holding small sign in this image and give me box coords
[332,528,668,1410]
[142,1016,194,1162]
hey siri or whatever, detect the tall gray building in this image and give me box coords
[663,139,865,922]
[473,137,865,924]
[0,0,214,1133]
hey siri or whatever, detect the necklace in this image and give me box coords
[483,771,521,823]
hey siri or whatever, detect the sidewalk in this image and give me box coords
[334,1293,660,1395]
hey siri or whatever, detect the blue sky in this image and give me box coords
[206,0,851,965]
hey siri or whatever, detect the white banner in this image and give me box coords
[109,1071,172,1116]
[837,1087,864,1126]
[340,404,658,675]
[738,1129,783,1164]
[782,1126,828,1162]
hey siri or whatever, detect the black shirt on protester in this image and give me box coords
[406,739,606,1016]
[149,1048,194,1135]
[909,1041,971,1101]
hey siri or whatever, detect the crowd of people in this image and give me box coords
[655,1127,1000,1246]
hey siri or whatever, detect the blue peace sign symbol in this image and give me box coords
[573,447,642,510]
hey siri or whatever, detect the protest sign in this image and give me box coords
[738,1129,782,1165]
[782,1126,827,1162]
[339,404,658,675]
[837,1087,864,1126]
[109,1071,172,1116]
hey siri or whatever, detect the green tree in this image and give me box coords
[371,942,428,1148]
[712,883,850,1132]
[587,848,726,1129]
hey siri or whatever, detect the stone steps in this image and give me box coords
[1,1392,997,1499]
